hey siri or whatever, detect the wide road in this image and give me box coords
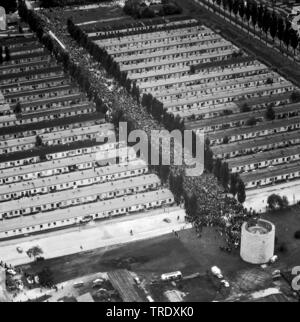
[0,207,190,266]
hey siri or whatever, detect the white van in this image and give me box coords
[161,271,182,281]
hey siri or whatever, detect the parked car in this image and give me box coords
[211,266,223,279]
[7,269,17,276]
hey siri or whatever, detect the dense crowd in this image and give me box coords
[37,8,253,248]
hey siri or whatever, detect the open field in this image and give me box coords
[17,224,297,302]
[263,206,300,268]
[18,228,250,287]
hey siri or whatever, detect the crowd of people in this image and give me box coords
[38,7,254,249]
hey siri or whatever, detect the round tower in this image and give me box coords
[240,219,275,264]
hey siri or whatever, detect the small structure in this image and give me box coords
[76,293,94,302]
[240,219,275,265]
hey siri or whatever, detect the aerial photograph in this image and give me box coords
[0,0,300,306]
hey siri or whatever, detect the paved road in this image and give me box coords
[0,207,190,266]
[244,181,300,212]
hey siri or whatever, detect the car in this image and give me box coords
[73,281,84,288]
[134,277,141,285]
[221,280,230,288]
[7,269,17,276]
[211,266,223,279]
[92,279,103,287]
[269,255,278,264]
[16,247,23,253]
[26,277,34,285]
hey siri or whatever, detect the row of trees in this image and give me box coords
[18,1,107,115]
[211,0,299,55]
[141,93,185,132]
[148,166,198,217]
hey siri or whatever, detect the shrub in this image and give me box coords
[294,231,300,239]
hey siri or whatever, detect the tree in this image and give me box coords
[240,103,251,113]
[283,20,291,52]
[237,180,246,203]
[246,117,257,126]
[250,2,258,30]
[262,7,271,42]
[27,246,43,260]
[204,145,214,172]
[290,91,300,103]
[212,158,221,179]
[141,7,155,19]
[159,165,170,184]
[238,0,245,21]
[35,135,43,147]
[0,46,3,65]
[220,162,230,189]
[227,0,233,17]
[229,173,239,196]
[269,12,278,43]
[14,102,22,115]
[244,1,252,33]
[281,196,289,209]
[257,4,264,38]
[223,136,230,144]
[232,0,239,18]
[267,194,288,210]
[4,46,10,62]
[222,0,228,17]
[266,106,275,120]
[290,29,299,57]
[277,17,285,49]
[185,193,198,218]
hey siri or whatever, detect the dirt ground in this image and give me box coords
[263,206,300,269]
[17,218,300,302]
